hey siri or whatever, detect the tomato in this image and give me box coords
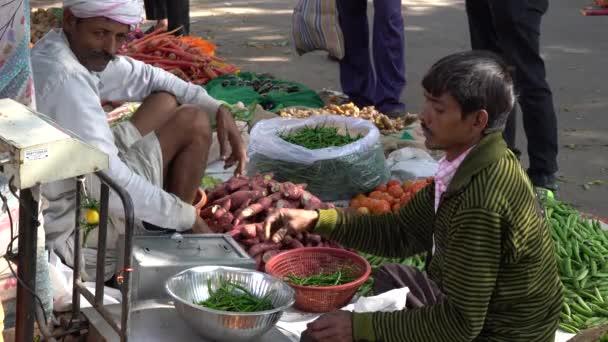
[369,191,386,200]
[392,203,401,213]
[374,184,388,192]
[387,185,404,198]
[400,192,412,205]
[350,198,362,208]
[357,207,371,215]
[402,180,414,188]
[373,200,392,214]
[387,180,401,188]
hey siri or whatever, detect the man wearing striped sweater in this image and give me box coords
[265,51,563,342]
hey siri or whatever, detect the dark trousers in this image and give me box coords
[337,0,406,115]
[144,0,191,35]
[374,264,444,309]
[465,0,558,187]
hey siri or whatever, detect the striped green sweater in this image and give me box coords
[315,133,563,342]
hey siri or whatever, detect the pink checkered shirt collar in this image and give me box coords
[434,146,476,212]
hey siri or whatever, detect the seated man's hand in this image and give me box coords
[216,105,247,175]
[191,216,212,234]
[264,208,319,241]
[302,310,353,342]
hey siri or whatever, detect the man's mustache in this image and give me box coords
[85,50,116,63]
[421,122,432,136]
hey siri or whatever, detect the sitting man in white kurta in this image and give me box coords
[31,0,246,280]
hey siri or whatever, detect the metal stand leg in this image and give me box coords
[15,188,39,342]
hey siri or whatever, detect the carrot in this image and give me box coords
[226,177,250,192]
[129,27,182,50]
[275,199,295,209]
[152,59,200,68]
[268,192,284,202]
[239,223,258,239]
[255,254,263,271]
[241,238,258,247]
[308,234,322,244]
[248,242,280,257]
[232,198,252,225]
[271,228,289,243]
[226,229,241,239]
[206,187,228,205]
[127,53,166,61]
[216,212,234,227]
[262,250,280,264]
[203,66,218,79]
[256,225,265,240]
[237,197,273,221]
[282,234,294,246]
[200,205,217,219]
[157,47,211,62]
[192,77,209,85]
[213,190,267,209]
[300,192,323,210]
[288,239,304,249]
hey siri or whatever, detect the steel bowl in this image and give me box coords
[166,266,295,341]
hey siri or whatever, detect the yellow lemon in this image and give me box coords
[85,208,100,225]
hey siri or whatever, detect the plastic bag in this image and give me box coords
[247,116,389,201]
[386,147,439,181]
[292,0,345,59]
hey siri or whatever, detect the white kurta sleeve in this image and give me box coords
[39,72,196,231]
[99,56,223,118]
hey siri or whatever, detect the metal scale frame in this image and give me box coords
[0,99,134,341]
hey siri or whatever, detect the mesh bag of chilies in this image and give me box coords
[247,115,389,201]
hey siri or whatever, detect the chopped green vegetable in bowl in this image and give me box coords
[196,279,274,312]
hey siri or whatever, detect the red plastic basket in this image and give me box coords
[265,247,371,313]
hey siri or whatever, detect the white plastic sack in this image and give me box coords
[386,147,439,181]
[249,115,381,165]
[247,116,389,201]
[49,251,120,312]
[344,287,409,313]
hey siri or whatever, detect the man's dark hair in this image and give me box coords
[422,50,516,133]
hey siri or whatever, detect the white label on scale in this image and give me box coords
[25,147,49,161]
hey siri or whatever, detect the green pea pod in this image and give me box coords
[563,257,574,278]
[572,313,588,326]
[576,295,594,313]
[559,323,579,334]
[576,268,589,281]
[595,287,605,304]
[580,243,598,258]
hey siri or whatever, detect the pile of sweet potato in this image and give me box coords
[201,174,343,270]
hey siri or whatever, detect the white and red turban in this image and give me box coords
[63,0,142,28]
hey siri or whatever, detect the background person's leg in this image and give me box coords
[337,0,375,108]
[372,0,406,117]
[166,0,191,35]
[143,0,168,31]
[490,0,558,188]
[465,0,520,154]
